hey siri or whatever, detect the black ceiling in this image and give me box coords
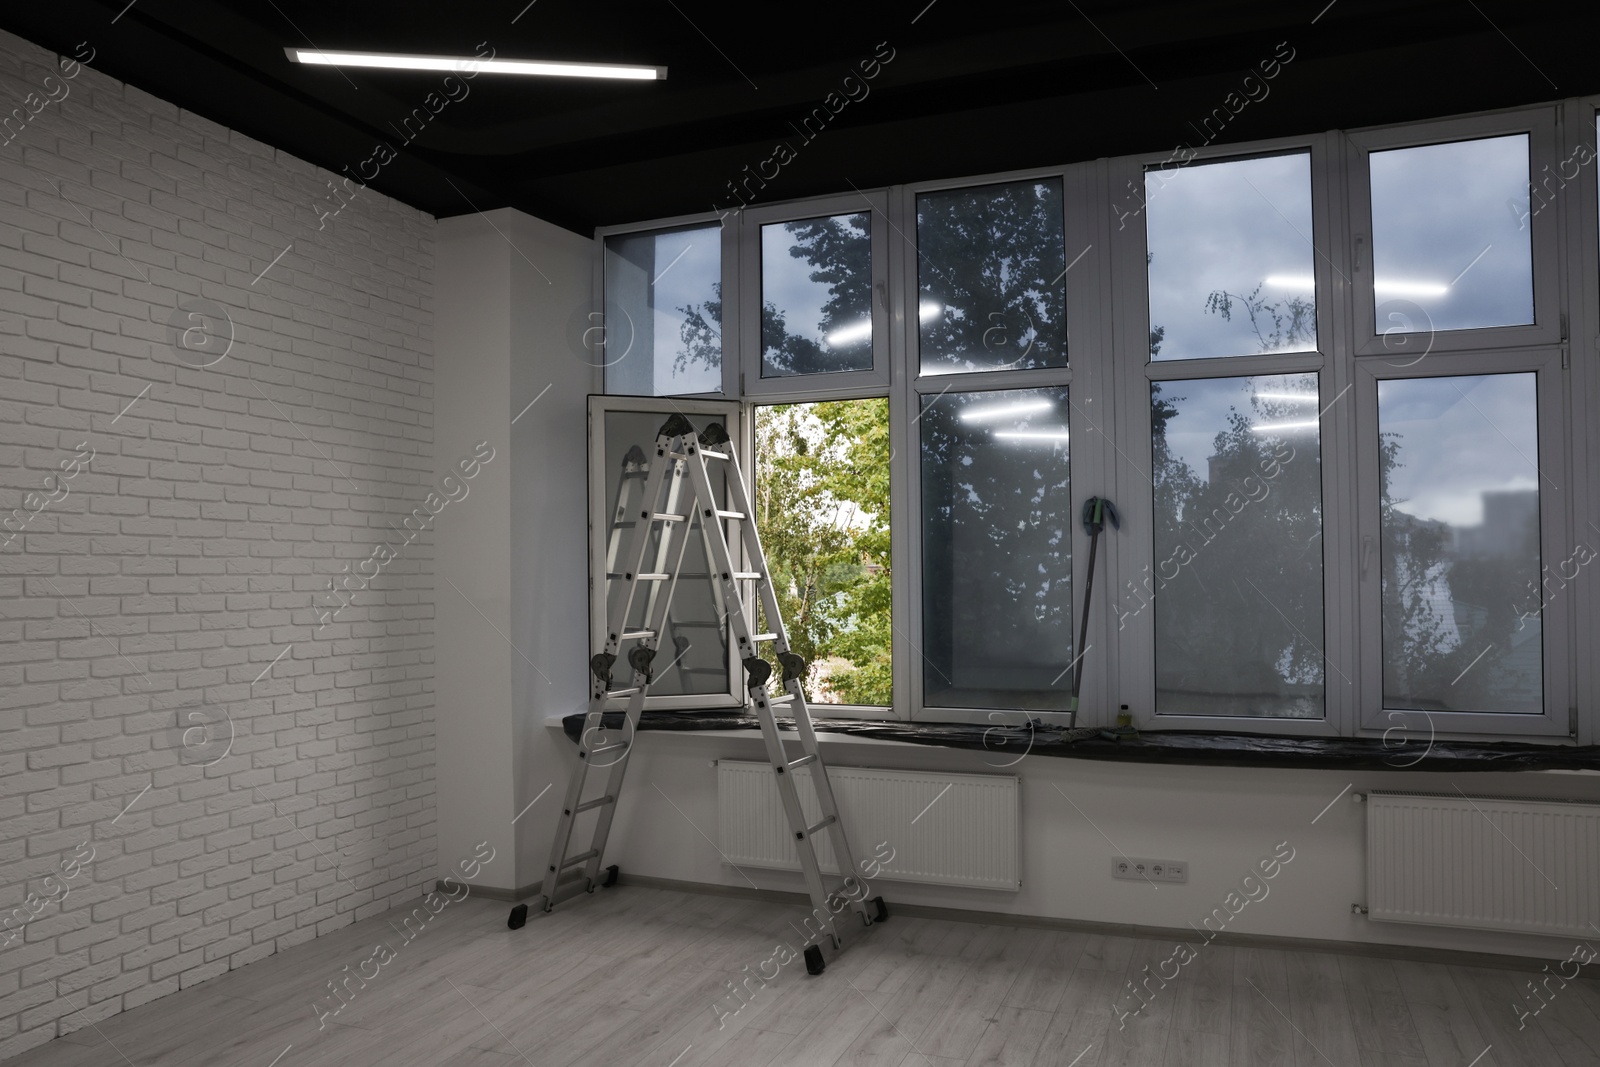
[5,0,1597,235]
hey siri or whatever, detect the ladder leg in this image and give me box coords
[683,433,877,951]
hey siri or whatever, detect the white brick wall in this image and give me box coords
[0,29,437,1059]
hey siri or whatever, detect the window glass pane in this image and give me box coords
[761,214,873,377]
[1149,373,1324,717]
[603,225,722,396]
[917,180,1067,374]
[754,399,890,705]
[1146,153,1317,361]
[600,411,730,696]
[1369,134,1533,333]
[1378,374,1542,713]
[920,388,1072,710]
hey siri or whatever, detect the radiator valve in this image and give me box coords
[1351,903,1368,915]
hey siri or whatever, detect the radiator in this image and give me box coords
[1366,791,1600,938]
[716,760,1020,891]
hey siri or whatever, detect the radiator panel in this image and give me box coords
[1366,791,1600,937]
[716,760,1020,891]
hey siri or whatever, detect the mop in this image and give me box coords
[1067,496,1119,733]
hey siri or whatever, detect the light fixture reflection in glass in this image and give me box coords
[1250,419,1320,433]
[1264,273,1449,298]
[993,428,1070,443]
[958,399,1052,423]
[825,301,941,348]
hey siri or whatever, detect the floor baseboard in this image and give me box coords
[611,872,1600,978]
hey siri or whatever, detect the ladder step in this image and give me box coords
[803,816,836,838]
[574,795,615,814]
[751,632,779,642]
[560,849,599,869]
[621,629,656,640]
[713,509,746,520]
[788,754,818,770]
[767,693,795,706]
[730,572,763,581]
[589,740,630,755]
[605,687,642,699]
[698,449,729,461]
[650,513,687,522]
[634,573,670,581]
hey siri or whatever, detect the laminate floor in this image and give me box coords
[7,886,1599,1066]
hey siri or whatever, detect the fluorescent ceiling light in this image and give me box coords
[1251,419,1320,433]
[960,399,1052,423]
[1252,392,1318,402]
[285,48,666,80]
[824,302,941,348]
[994,428,1070,441]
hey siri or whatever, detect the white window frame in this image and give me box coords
[586,394,745,710]
[595,209,741,399]
[578,98,1597,748]
[1108,133,1357,737]
[896,166,1110,726]
[1346,108,1562,358]
[739,192,892,400]
[1352,349,1574,738]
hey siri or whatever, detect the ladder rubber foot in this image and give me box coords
[602,864,620,888]
[870,897,888,924]
[507,904,528,930]
[804,944,825,975]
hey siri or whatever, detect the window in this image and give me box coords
[587,396,743,709]
[919,388,1073,711]
[1148,374,1324,718]
[1377,374,1542,714]
[591,102,1586,747]
[1368,135,1533,333]
[753,399,891,705]
[603,224,724,396]
[760,214,874,378]
[1145,152,1317,361]
[916,180,1067,374]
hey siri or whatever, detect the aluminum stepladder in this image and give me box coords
[508,413,887,974]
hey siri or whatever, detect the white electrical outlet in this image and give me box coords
[1112,857,1188,883]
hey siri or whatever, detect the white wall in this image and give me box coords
[0,30,436,1059]
[605,729,1599,962]
[433,208,593,895]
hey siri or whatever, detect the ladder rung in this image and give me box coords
[765,693,794,706]
[788,754,817,770]
[574,795,615,814]
[751,632,778,642]
[803,816,836,838]
[561,849,599,869]
[605,687,641,699]
[698,449,729,460]
[590,741,630,755]
[713,509,745,520]
[621,629,656,640]
[634,573,670,581]
[729,572,762,581]
[651,513,687,522]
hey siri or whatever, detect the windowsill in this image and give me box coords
[546,710,1600,773]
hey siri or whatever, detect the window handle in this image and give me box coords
[876,279,887,312]
[1360,534,1375,580]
